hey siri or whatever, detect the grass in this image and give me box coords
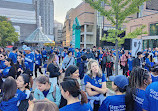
[107,81,113,90]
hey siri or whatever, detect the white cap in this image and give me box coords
[24,47,31,51]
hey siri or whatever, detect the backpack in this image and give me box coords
[107,55,112,63]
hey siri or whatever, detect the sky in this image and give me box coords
[4,0,83,24]
[54,0,83,24]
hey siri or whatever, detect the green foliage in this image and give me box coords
[85,0,148,40]
[0,16,19,47]
[102,25,147,46]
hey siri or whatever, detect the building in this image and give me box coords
[54,20,63,45]
[0,0,37,41]
[62,2,96,48]
[34,0,54,40]
[126,1,158,49]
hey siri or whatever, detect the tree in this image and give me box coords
[102,25,147,46]
[0,16,19,47]
[85,0,148,75]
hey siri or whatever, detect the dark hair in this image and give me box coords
[6,58,14,66]
[125,67,150,111]
[151,64,158,73]
[65,65,78,77]
[2,76,17,101]
[81,55,87,61]
[36,75,50,84]
[60,78,88,104]
[36,50,40,54]
[13,47,17,51]
[19,74,30,89]
[67,51,72,55]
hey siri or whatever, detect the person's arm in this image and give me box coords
[86,87,100,96]
[86,82,108,94]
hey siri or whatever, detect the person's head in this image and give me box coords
[87,59,102,78]
[75,48,79,52]
[36,76,50,92]
[87,49,90,53]
[155,51,158,56]
[130,67,152,89]
[60,78,88,104]
[70,44,72,48]
[35,50,40,54]
[17,55,23,63]
[0,53,5,60]
[110,75,129,93]
[2,76,17,101]
[151,64,158,75]
[93,46,96,51]
[24,47,31,54]
[47,54,56,67]
[28,100,59,111]
[12,46,18,52]
[137,51,142,58]
[5,58,14,66]
[65,65,79,79]
[81,55,87,61]
[67,51,72,56]
[16,74,30,90]
[145,53,150,59]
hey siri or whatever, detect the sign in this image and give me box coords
[132,39,142,57]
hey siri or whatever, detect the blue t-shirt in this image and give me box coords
[25,53,34,71]
[42,50,47,57]
[84,74,107,97]
[43,90,49,97]
[35,54,42,65]
[133,89,145,111]
[151,73,158,82]
[0,60,6,69]
[0,89,27,111]
[8,52,17,64]
[0,66,11,78]
[142,82,158,111]
[76,52,81,63]
[99,95,126,111]
[59,102,92,111]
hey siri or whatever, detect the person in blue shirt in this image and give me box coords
[8,46,18,64]
[42,48,47,63]
[0,53,6,69]
[142,81,158,111]
[144,53,151,71]
[24,47,34,88]
[84,59,108,111]
[0,58,16,79]
[150,64,158,82]
[99,75,129,111]
[75,48,81,68]
[68,44,74,55]
[59,77,92,111]
[35,50,43,78]
[51,47,54,54]
[126,67,152,111]
[0,76,27,111]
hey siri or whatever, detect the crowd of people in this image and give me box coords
[0,45,158,111]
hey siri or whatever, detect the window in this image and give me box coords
[150,23,158,36]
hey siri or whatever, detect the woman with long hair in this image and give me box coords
[34,75,61,107]
[59,78,92,111]
[16,74,33,111]
[47,54,62,85]
[0,58,16,80]
[84,59,108,111]
[125,67,152,111]
[0,76,27,111]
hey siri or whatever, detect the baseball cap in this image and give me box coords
[109,75,129,89]
[24,47,31,51]
[22,45,27,49]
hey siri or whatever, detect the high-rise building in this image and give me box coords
[0,0,37,41]
[34,0,54,40]
[54,20,63,45]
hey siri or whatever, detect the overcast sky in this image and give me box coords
[4,0,83,24]
[54,0,83,24]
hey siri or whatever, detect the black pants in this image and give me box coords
[93,103,100,111]
[43,57,47,63]
[35,65,43,78]
[123,64,128,75]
